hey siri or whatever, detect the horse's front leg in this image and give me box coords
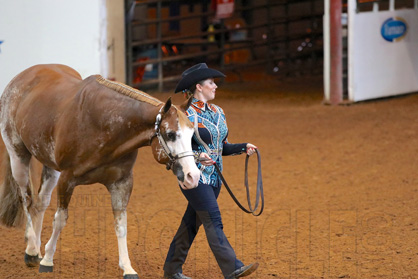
[39,172,75,273]
[107,174,139,279]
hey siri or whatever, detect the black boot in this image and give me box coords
[163,272,192,279]
[225,263,259,279]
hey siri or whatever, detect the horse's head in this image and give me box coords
[151,97,200,189]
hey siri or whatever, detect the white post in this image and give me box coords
[373,2,379,12]
[389,0,395,11]
[347,0,356,101]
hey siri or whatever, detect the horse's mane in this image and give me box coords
[95,76,163,107]
[95,76,192,127]
[174,106,194,129]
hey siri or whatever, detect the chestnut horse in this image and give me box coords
[0,64,200,278]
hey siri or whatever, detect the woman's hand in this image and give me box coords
[199,152,215,166]
[246,143,257,156]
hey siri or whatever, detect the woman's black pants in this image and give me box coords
[163,183,244,277]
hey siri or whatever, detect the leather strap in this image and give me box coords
[213,149,264,216]
[191,108,264,216]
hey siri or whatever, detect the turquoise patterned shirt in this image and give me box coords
[186,98,247,187]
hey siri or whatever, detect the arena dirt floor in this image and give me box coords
[0,73,417,279]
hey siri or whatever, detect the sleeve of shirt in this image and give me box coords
[222,140,247,156]
[222,132,247,156]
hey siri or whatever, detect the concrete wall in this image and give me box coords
[106,0,126,82]
[0,0,125,93]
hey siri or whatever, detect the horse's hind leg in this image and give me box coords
[1,136,38,265]
[25,166,60,266]
[107,174,139,279]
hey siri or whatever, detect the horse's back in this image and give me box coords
[2,63,83,124]
[1,64,82,107]
[0,64,84,168]
[4,63,81,93]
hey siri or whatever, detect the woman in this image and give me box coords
[163,63,258,279]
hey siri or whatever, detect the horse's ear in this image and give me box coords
[163,97,172,114]
[180,96,193,112]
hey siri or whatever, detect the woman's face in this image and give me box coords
[195,78,217,102]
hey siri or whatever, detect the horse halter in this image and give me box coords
[153,106,194,170]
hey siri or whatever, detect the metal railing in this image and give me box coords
[125,0,323,91]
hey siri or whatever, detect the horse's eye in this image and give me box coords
[166,131,177,141]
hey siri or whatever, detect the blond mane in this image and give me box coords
[95,76,163,107]
[174,106,194,129]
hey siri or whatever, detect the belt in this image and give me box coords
[208,149,222,155]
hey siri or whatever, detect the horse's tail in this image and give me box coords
[0,152,26,228]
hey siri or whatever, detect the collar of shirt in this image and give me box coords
[191,97,215,112]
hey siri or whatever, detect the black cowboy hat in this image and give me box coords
[174,63,226,93]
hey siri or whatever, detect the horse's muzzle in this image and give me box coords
[178,174,199,189]
[171,162,199,189]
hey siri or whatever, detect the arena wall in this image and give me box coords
[0,0,125,94]
[324,0,418,103]
[348,1,418,102]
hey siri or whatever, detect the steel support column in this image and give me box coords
[157,0,163,91]
[329,0,343,104]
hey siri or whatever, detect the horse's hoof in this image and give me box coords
[123,274,139,279]
[24,253,40,267]
[39,264,53,273]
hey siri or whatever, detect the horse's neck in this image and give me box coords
[137,102,161,145]
[86,78,163,157]
[62,89,161,177]
[114,101,161,151]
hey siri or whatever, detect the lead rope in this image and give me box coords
[212,149,264,216]
[192,109,264,216]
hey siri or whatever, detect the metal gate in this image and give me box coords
[324,0,418,103]
[125,0,324,91]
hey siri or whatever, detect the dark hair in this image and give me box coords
[184,80,205,98]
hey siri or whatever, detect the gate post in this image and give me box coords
[329,0,343,105]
